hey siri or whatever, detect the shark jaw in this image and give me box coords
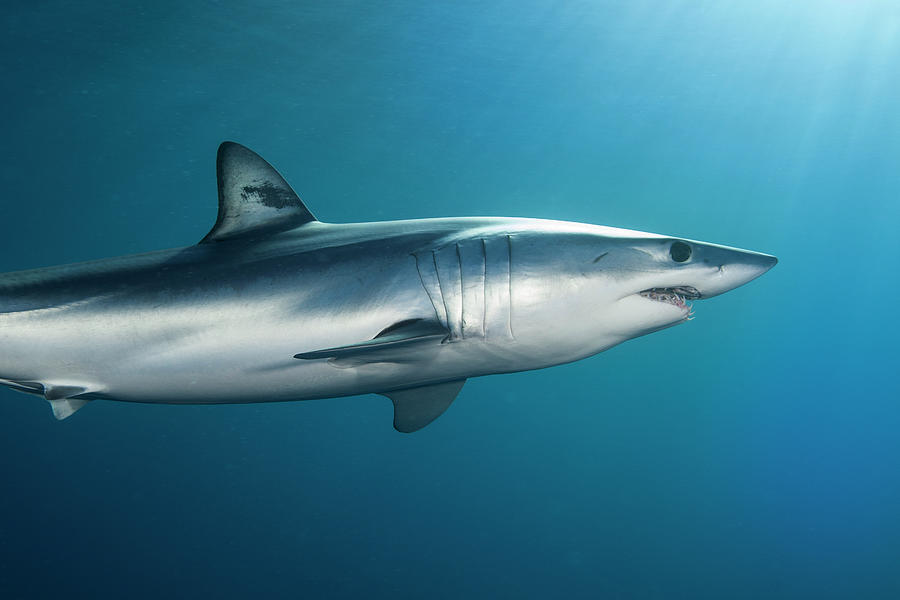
[638,285,702,320]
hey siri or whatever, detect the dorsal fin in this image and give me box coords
[200,142,317,243]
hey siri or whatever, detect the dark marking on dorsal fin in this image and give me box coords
[200,142,318,243]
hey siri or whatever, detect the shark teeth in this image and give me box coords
[639,286,701,314]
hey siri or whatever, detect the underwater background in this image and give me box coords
[1,1,898,598]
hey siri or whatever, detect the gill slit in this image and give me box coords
[413,253,443,327]
[432,250,452,338]
[455,243,464,339]
[507,235,514,339]
[481,238,487,340]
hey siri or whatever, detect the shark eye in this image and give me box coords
[670,241,692,263]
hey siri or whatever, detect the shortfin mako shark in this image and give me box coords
[0,143,776,432]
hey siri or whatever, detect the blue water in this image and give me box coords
[2,1,899,598]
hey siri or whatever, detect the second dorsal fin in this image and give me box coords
[200,142,317,243]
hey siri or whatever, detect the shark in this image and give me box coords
[0,142,777,432]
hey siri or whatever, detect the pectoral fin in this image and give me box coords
[380,379,465,433]
[294,318,447,363]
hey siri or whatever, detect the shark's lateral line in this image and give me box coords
[0,142,777,432]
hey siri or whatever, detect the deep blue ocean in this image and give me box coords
[2,1,899,598]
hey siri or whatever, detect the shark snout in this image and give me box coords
[756,252,778,272]
[697,246,777,298]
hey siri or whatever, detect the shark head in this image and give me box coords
[596,235,777,334]
[505,222,777,363]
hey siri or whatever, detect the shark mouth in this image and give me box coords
[639,286,701,314]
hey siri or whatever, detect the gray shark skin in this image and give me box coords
[0,142,777,432]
